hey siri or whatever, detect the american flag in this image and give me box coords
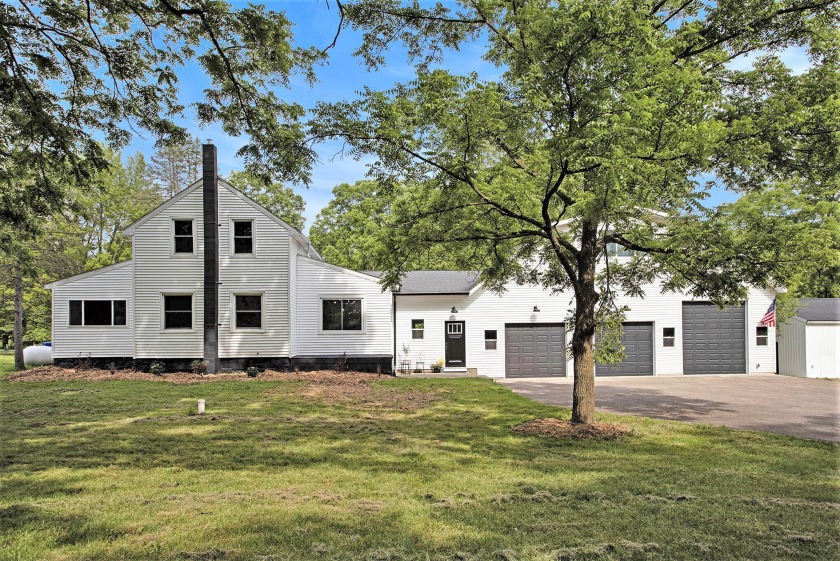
[761,298,776,327]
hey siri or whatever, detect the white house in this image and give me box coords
[46,143,392,372]
[777,299,840,378]
[46,143,779,377]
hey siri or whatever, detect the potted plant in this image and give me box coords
[431,359,444,373]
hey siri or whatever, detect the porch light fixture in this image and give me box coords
[451,306,458,314]
[533,305,540,313]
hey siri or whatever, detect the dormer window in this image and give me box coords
[233,220,254,254]
[173,220,194,253]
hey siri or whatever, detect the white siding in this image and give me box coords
[217,185,290,358]
[805,323,840,378]
[132,186,204,358]
[295,256,392,357]
[51,262,134,358]
[745,290,777,374]
[395,283,778,378]
[288,238,313,358]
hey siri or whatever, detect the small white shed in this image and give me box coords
[777,299,840,378]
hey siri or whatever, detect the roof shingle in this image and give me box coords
[362,270,481,294]
[796,298,840,322]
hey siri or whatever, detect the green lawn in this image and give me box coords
[0,351,16,379]
[1,367,838,561]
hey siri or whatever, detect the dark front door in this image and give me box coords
[445,321,466,367]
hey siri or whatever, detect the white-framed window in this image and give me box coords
[756,326,769,346]
[232,219,254,255]
[68,300,127,326]
[606,242,633,257]
[321,298,363,331]
[411,319,425,339]
[162,294,193,330]
[484,329,497,350]
[447,323,463,336]
[173,219,195,254]
[232,293,263,330]
[663,327,675,347]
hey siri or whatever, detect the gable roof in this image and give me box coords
[44,260,132,289]
[121,178,321,260]
[796,298,840,322]
[364,270,481,294]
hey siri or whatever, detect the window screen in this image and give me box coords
[113,300,127,325]
[83,301,112,326]
[322,299,362,331]
[69,301,82,325]
[174,220,194,253]
[235,295,262,328]
[756,326,768,346]
[663,327,675,347]
[164,295,192,329]
[412,319,425,339]
[69,300,126,326]
[233,220,253,254]
[485,329,497,350]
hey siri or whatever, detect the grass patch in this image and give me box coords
[0,374,838,560]
[0,352,16,380]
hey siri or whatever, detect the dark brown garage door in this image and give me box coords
[596,322,654,376]
[682,302,746,374]
[505,323,566,378]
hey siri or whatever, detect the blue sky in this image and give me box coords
[122,1,810,233]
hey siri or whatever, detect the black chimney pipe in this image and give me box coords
[202,143,219,373]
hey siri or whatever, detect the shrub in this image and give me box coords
[149,361,165,376]
[190,359,209,375]
[76,354,94,371]
[334,352,348,372]
[107,362,117,375]
[246,366,259,378]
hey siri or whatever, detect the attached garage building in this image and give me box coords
[389,271,778,378]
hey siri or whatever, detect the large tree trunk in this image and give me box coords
[570,221,599,424]
[13,264,24,370]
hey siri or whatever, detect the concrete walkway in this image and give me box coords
[499,375,840,442]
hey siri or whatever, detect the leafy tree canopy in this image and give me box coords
[1,0,321,225]
[310,180,475,270]
[314,0,838,423]
[226,171,307,232]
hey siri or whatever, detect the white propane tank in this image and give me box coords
[23,345,53,367]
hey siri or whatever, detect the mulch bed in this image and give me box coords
[512,418,630,440]
[6,367,392,385]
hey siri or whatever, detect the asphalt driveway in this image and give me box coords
[499,374,840,441]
